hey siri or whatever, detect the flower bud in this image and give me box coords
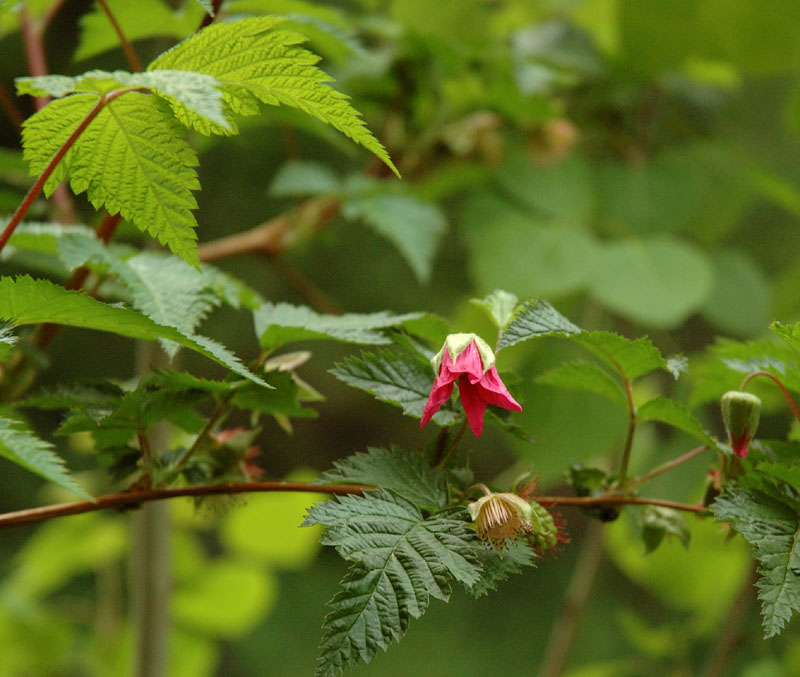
[721,391,761,458]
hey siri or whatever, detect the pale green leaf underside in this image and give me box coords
[471,289,520,330]
[342,193,446,283]
[497,298,581,351]
[712,486,800,638]
[148,16,398,174]
[21,92,201,266]
[0,276,267,388]
[253,302,423,349]
[0,418,92,500]
[57,236,219,359]
[636,396,716,447]
[537,361,627,408]
[330,349,461,426]
[304,489,481,676]
[317,446,448,509]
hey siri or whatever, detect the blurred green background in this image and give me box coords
[2,0,800,674]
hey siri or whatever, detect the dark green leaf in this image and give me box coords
[304,489,482,676]
[637,396,716,447]
[318,446,448,509]
[572,331,668,382]
[712,486,800,637]
[496,298,581,351]
[330,350,460,426]
[0,418,92,500]
[468,539,536,597]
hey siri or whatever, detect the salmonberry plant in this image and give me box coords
[1,1,800,676]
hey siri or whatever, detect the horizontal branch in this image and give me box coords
[0,482,706,530]
[197,196,340,262]
[0,481,369,528]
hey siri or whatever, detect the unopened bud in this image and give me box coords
[721,391,761,458]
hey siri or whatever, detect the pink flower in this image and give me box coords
[420,333,522,437]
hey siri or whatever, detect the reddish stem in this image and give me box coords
[0,83,24,132]
[0,485,705,530]
[634,444,709,486]
[97,0,142,72]
[740,370,800,424]
[0,94,114,254]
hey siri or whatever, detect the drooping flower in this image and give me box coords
[420,333,521,437]
[721,390,761,458]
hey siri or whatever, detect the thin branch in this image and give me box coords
[198,0,225,30]
[96,0,143,72]
[196,196,341,262]
[268,256,342,314]
[538,495,707,513]
[740,370,800,424]
[633,445,709,486]
[537,520,604,677]
[0,482,370,529]
[0,82,24,132]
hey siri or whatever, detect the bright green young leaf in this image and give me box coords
[470,289,519,330]
[0,418,92,500]
[253,302,423,349]
[318,446,448,509]
[756,462,800,491]
[22,92,201,266]
[304,489,482,676]
[342,192,447,283]
[75,0,204,62]
[496,298,581,351]
[147,16,398,175]
[572,331,668,382]
[536,361,627,409]
[330,349,461,426]
[0,276,267,387]
[636,396,716,447]
[712,486,800,638]
[589,237,713,328]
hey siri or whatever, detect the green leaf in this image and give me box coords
[637,396,716,447]
[572,331,668,382]
[269,160,342,197]
[638,506,691,554]
[711,486,800,638]
[58,242,221,359]
[536,361,627,409]
[75,0,204,62]
[22,92,201,265]
[17,70,230,132]
[317,446,448,509]
[21,380,124,419]
[147,16,398,175]
[757,462,800,490]
[304,489,482,676]
[0,418,92,500]
[496,298,581,351]
[342,191,447,283]
[230,372,318,419]
[0,276,267,388]
[5,222,97,257]
[330,349,460,426]
[470,289,519,330]
[468,539,536,597]
[253,302,423,349]
[589,236,713,328]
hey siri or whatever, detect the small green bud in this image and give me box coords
[721,391,761,458]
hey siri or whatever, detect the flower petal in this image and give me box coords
[457,375,488,437]
[420,378,455,428]
[452,340,486,382]
[477,366,522,411]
